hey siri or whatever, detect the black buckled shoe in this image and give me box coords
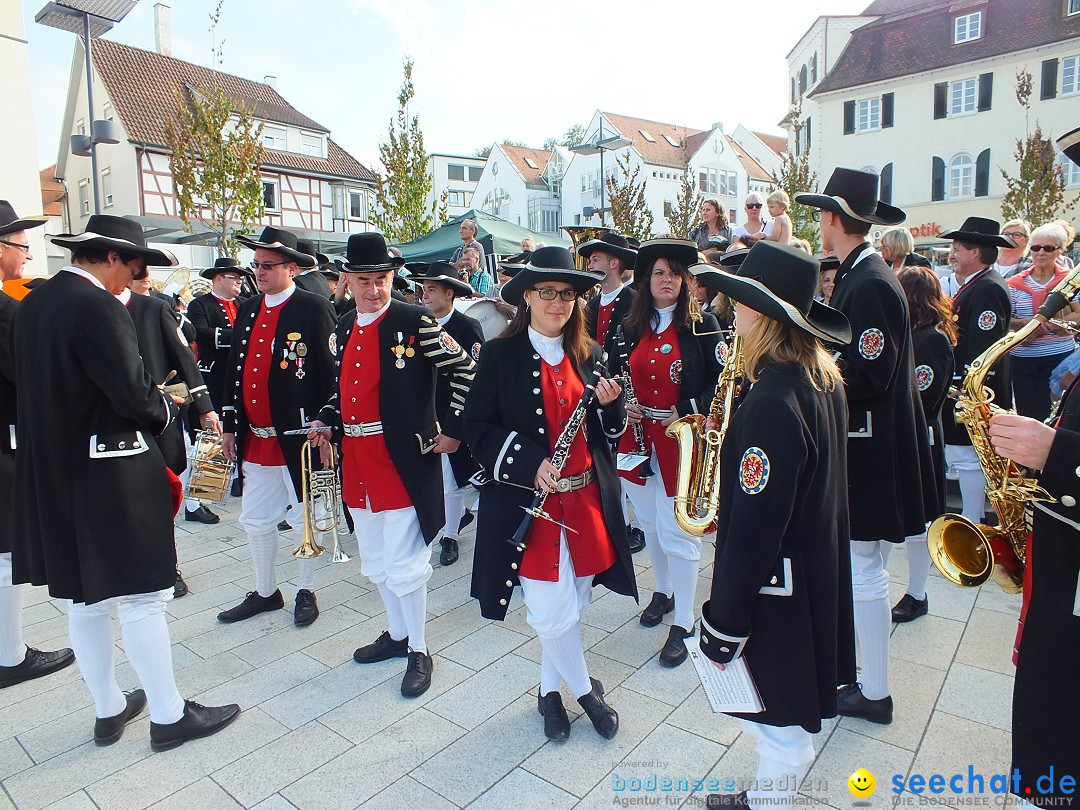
[659,624,694,668]
[439,537,459,566]
[891,593,928,623]
[94,689,147,746]
[173,569,189,599]
[293,589,319,627]
[230,477,243,497]
[627,525,646,554]
[149,700,241,752]
[577,677,618,739]
[217,590,284,623]
[837,683,893,725]
[538,690,570,741]
[639,591,675,627]
[0,646,76,689]
[401,650,433,697]
[353,631,410,663]
[458,511,475,533]
[184,504,220,524]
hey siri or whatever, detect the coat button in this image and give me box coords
[505,580,513,587]
[97,443,106,451]
[538,427,545,433]
[536,408,543,414]
[506,457,514,464]
[502,473,509,480]
[499,598,507,606]
[702,636,709,644]
[533,371,540,377]
[511,562,518,570]
[513,444,521,451]
[533,388,540,394]
[1062,495,1077,508]
[133,441,140,448]
[118,441,125,449]
[720,646,730,653]
[770,576,778,585]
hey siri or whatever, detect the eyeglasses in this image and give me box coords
[1029,245,1061,252]
[220,274,243,281]
[531,287,578,301]
[811,210,822,222]
[249,260,289,271]
[1002,232,1027,240]
[745,203,763,209]
[0,239,30,252]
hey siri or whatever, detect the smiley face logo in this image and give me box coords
[848,769,876,798]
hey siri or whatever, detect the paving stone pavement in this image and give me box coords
[0,494,1024,809]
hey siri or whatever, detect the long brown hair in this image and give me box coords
[499,288,593,367]
[898,266,958,346]
[741,315,843,392]
[623,258,694,345]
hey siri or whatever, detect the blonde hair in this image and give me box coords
[744,191,766,208]
[1052,219,1076,249]
[790,238,812,254]
[741,315,842,392]
[880,227,914,262]
[767,190,790,210]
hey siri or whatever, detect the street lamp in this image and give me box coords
[569,121,632,224]
[36,0,138,215]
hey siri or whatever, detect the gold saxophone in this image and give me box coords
[666,332,743,536]
[928,266,1080,592]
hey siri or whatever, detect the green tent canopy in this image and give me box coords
[392,209,569,265]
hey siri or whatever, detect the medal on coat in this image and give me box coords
[295,357,306,379]
[739,447,770,495]
[392,331,407,369]
[660,343,673,355]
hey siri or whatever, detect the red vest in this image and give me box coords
[519,360,615,581]
[596,300,615,346]
[339,313,412,511]
[618,322,682,495]
[241,300,286,466]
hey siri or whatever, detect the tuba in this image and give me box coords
[562,225,614,272]
[666,331,744,536]
[294,442,349,562]
[928,266,1080,592]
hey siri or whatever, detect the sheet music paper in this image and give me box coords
[616,453,650,472]
[685,636,765,714]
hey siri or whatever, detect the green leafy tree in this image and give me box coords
[544,124,587,150]
[777,109,820,251]
[667,141,702,239]
[605,150,654,240]
[474,145,492,158]
[373,60,440,242]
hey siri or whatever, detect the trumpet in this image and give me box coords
[294,442,349,562]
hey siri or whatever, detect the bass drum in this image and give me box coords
[454,298,511,341]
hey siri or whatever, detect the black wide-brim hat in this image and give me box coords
[939,216,1016,248]
[795,167,906,226]
[1059,126,1080,167]
[817,256,841,272]
[698,241,851,344]
[200,256,253,280]
[0,200,47,237]
[393,272,413,292]
[237,226,316,267]
[408,260,473,297]
[50,214,177,267]
[497,251,531,278]
[577,232,638,267]
[296,239,330,267]
[633,238,700,287]
[500,246,603,306]
[340,232,407,273]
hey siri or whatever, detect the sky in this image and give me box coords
[23,0,872,173]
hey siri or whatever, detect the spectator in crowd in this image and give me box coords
[790,238,813,254]
[450,219,484,268]
[1054,220,1077,269]
[880,227,916,274]
[994,220,1032,278]
[763,190,792,245]
[458,246,490,296]
[731,192,767,244]
[521,237,535,252]
[818,257,839,305]
[688,199,732,252]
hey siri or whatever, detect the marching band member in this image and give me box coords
[12,215,239,748]
[697,241,854,810]
[294,240,334,298]
[579,232,637,350]
[0,201,75,688]
[308,233,475,698]
[796,168,934,725]
[219,226,337,628]
[466,246,636,741]
[409,260,485,566]
[613,239,722,667]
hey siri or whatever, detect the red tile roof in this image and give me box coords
[728,139,776,183]
[751,131,788,158]
[40,166,64,217]
[602,113,705,169]
[500,144,552,186]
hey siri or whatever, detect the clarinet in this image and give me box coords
[509,359,606,551]
[614,328,653,477]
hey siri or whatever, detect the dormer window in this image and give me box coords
[639,130,656,142]
[954,11,982,43]
[299,132,323,157]
[524,157,539,170]
[662,133,680,147]
[263,126,287,150]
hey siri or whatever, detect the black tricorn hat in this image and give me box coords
[633,238,700,287]
[1059,126,1080,167]
[49,214,177,267]
[499,246,603,306]
[408,260,474,297]
[497,251,532,277]
[295,239,330,267]
[237,226,316,267]
[795,167,906,226]
[817,255,841,272]
[393,272,414,292]
[698,241,851,344]
[0,200,47,238]
[577,232,638,267]
[939,217,1016,248]
[200,256,253,280]
[340,232,407,273]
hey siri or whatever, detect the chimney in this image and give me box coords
[154,3,171,56]
[264,75,277,89]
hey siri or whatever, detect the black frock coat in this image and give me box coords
[942,268,1012,446]
[585,286,635,353]
[223,287,337,500]
[0,291,17,554]
[912,326,955,518]
[830,245,934,541]
[12,271,178,604]
[465,333,636,620]
[293,269,333,299]
[440,310,485,487]
[699,362,856,733]
[126,293,213,474]
[1011,378,1080,804]
[187,292,236,410]
[317,300,476,544]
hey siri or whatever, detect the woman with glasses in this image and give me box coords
[995,220,1033,278]
[466,246,637,743]
[1007,222,1080,421]
[612,239,722,668]
[732,192,768,244]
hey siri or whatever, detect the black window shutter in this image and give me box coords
[882,93,895,128]
[880,163,894,204]
[1041,59,1059,100]
[806,116,812,148]
[843,101,856,135]
[933,82,948,119]
[932,157,946,201]
[978,73,993,111]
[975,149,990,197]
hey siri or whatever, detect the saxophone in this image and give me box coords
[927,265,1080,593]
[666,332,744,536]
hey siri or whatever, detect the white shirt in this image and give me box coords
[437,311,453,327]
[115,288,132,305]
[599,283,626,307]
[529,326,565,365]
[653,303,677,334]
[263,283,296,308]
[60,265,106,290]
[355,299,391,327]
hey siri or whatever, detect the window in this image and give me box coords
[1059,152,1080,187]
[448,164,466,181]
[75,119,86,136]
[947,153,974,199]
[331,184,345,219]
[950,78,978,114]
[102,102,113,121]
[718,171,737,197]
[448,190,467,207]
[524,157,539,170]
[1070,0,1080,15]
[78,179,89,216]
[1063,56,1079,95]
[468,166,483,182]
[263,126,286,150]
[699,168,718,194]
[663,201,674,218]
[639,130,656,142]
[550,177,562,197]
[348,190,364,220]
[262,179,279,211]
[101,168,113,208]
[857,98,881,131]
[662,134,680,147]
[481,187,511,216]
[299,132,323,157]
[536,209,560,234]
[810,53,818,84]
[954,11,981,43]
[798,65,808,96]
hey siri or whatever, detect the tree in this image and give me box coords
[373,60,440,243]
[777,109,820,252]
[475,145,492,158]
[666,141,702,239]
[605,150,654,240]
[544,124,587,151]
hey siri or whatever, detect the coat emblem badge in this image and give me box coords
[328,333,337,357]
[739,447,769,495]
[915,364,933,391]
[858,328,884,360]
[978,310,998,331]
[669,360,683,385]
[440,332,461,354]
[471,342,482,361]
[716,341,728,366]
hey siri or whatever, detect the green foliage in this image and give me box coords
[372,60,439,243]
[999,121,1072,224]
[777,111,819,252]
[545,124,586,150]
[666,141,702,239]
[605,151,654,240]
[474,145,492,158]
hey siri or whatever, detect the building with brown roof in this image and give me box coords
[468,142,569,236]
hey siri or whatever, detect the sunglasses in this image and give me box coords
[745,203,763,209]
[1029,245,1061,252]
[249,260,290,271]
[0,239,30,252]
[531,287,578,301]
